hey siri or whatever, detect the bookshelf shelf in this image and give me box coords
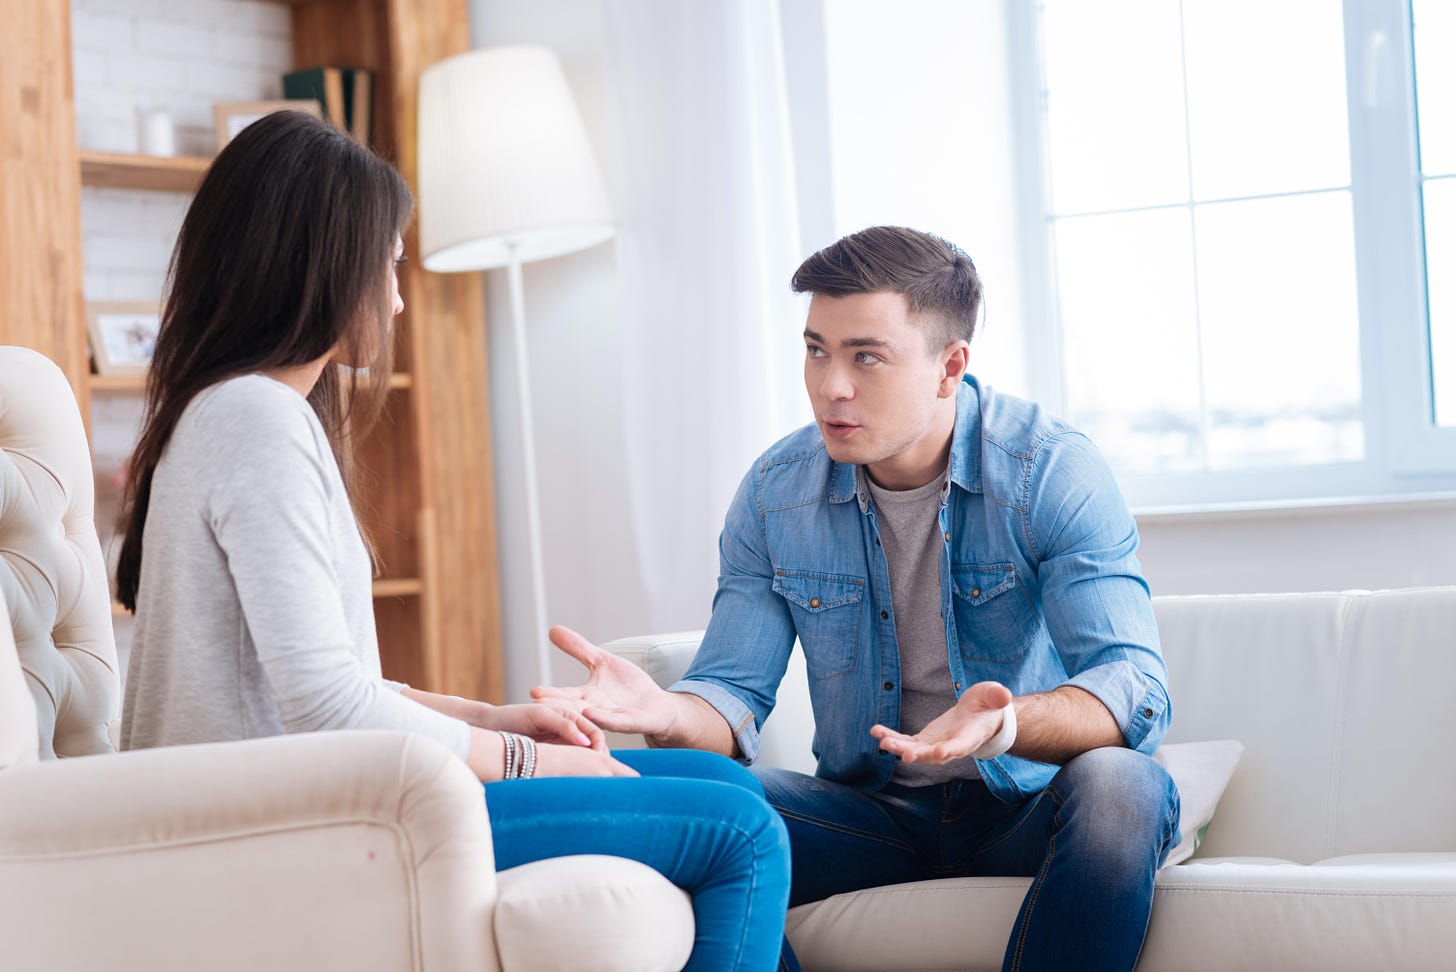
[79,151,211,193]
[111,576,423,616]
[88,372,413,394]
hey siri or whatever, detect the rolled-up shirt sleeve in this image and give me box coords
[670,464,797,763]
[1027,431,1172,753]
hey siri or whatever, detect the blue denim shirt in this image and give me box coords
[672,375,1172,803]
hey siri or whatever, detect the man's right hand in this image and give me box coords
[531,626,679,738]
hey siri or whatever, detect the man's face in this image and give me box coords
[803,291,960,473]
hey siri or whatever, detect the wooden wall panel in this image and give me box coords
[0,1,87,395]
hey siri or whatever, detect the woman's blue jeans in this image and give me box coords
[754,747,1180,972]
[484,748,793,972]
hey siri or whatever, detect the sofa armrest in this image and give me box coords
[602,631,708,690]
[0,730,499,972]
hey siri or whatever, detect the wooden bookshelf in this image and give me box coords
[7,0,504,702]
[79,151,211,193]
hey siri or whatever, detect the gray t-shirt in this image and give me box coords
[120,374,470,758]
[862,466,978,785]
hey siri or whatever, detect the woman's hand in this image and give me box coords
[466,728,638,781]
[533,741,640,778]
[474,702,609,753]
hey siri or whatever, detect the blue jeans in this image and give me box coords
[484,748,794,972]
[755,747,1180,972]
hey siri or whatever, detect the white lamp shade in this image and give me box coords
[420,45,614,272]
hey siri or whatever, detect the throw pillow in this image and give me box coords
[1153,739,1244,866]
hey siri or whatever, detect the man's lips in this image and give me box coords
[821,418,861,439]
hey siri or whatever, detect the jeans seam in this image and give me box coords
[1009,828,1055,972]
[774,806,916,855]
[1009,789,1065,972]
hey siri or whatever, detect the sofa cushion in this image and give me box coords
[1153,739,1244,865]
[786,856,1456,972]
[1153,589,1456,863]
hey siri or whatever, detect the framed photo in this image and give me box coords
[86,302,161,376]
[212,99,323,151]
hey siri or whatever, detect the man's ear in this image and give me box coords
[939,341,970,397]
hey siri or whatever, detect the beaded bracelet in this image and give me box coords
[497,731,538,780]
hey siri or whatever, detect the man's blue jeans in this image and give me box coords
[755,747,1180,972]
[484,748,794,972]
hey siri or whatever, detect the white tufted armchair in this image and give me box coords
[0,346,694,971]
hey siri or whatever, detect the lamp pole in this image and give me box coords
[503,240,553,688]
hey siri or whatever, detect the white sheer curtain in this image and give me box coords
[602,0,811,633]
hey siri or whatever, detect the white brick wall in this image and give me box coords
[72,0,294,304]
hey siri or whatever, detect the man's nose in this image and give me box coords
[819,364,854,401]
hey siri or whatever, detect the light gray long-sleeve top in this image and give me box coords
[120,374,470,758]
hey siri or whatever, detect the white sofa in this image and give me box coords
[0,345,695,971]
[607,586,1456,971]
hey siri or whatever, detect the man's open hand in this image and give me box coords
[870,681,1014,765]
[530,626,678,737]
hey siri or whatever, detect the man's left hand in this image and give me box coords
[870,681,1014,765]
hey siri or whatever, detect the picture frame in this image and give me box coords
[212,99,323,151]
[86,302,162,376]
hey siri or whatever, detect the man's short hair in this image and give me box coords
[790,226,983,351]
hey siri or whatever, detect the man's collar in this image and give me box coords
[827,374,985,506]
[948,374,983,495]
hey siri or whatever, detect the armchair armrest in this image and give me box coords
[0,731,498,972]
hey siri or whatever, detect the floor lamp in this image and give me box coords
[418,45,614,687]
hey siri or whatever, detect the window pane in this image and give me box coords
[1413,0,1456,176]
[1055,209,1203,474]
[1042,0,1188,214]
[1183,0,1350,200]
[1424,178,1456,426]
[1195,192,1364,467]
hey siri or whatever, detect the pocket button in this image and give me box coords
[809,597,821,608]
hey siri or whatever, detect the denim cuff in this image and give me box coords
[1065,660,1169,753]
[668,678,761,764]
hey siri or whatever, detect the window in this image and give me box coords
[1024,0,1456,507]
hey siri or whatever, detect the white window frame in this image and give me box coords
[1008,0,1456,511]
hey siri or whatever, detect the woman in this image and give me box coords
[116,110,790,972]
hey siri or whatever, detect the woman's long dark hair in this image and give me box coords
[115,110,412,612]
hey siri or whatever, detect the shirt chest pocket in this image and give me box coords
[951,563,1038,664]
[772,569,864,680]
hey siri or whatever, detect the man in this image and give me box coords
[537,226,1179,971]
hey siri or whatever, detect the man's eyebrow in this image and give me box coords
[803,328,891,349]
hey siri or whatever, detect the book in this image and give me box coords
[283,66,347,132]
[348,68,373,144]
